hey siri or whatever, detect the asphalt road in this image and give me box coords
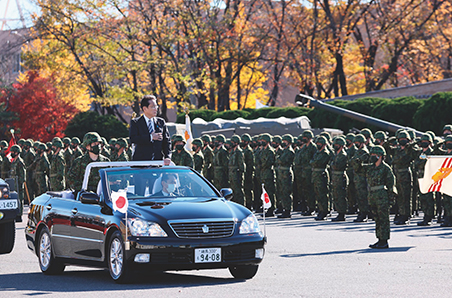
[1,209,452,298]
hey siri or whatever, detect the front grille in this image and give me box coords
[169,220,235,239]
[224,249,255,262]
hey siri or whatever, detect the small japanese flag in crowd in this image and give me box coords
[261,184,271,210]
[184,114,193,151]
[111,190,129,214]
[419,156,452,197]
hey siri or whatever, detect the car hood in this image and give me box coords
[128,198,246,222]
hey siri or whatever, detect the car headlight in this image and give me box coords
[239,214,261,234]
[127,218,168,237]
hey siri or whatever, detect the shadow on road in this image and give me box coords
[0,270,243,292]
[279,246,414,258]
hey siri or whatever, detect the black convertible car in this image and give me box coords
[25,161,266,283]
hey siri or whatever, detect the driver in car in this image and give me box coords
[152,173,178,197]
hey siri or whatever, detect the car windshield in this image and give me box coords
[105,168,219,200]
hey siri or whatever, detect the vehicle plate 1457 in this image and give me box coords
[195,248,221,263]
[0,199,18,210]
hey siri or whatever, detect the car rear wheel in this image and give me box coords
[38,228,65,275]
[229,264,259,279]
[0,221,15,254]
[108,231,130,283]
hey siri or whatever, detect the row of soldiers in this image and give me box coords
[0,135,133,218]
[169,124,452,227]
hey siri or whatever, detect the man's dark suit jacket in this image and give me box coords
[129,115,172,161]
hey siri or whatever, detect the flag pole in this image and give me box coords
[262,183,267,239]
[125,211,130,250]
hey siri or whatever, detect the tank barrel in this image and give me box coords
[296,94,424,137]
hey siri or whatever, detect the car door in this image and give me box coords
[69,197,106,261]
[45,196,74,258]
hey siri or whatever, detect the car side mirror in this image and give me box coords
[80,192,100,205]
[220,188,233,201]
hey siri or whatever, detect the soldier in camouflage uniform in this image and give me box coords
[62,137,73,180]
[295,131,317,216]
[191,138,204,173]
[109,138,117,158]
[49,138,66,191]
[365,145,395,249]
[0,140,11,179]
[212,134,229,190]
[416,134,435,226]
[240,133,254,210]
[350,134,370,222]
[260,133,276,217]
[345,133,357,214]
[276,134,295,218]
[32,143,50,196]
[361,128,374,149]
[228,135,245,205]
[330,137,348,221]
[390,130,420,225]
[70,137,83,165]
[201,135,214,182]
[18,139,25,158]
[67,132,110,192]
[271,135,282,153]
[9,145,26,219]
[311,136,331,220]
[111,138,129,162]
[252,135,263,211]
[171,134,194,167]
[22,140,36,201]
[101,137,111,159]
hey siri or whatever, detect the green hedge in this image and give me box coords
[65,111,129,140]
[176,92,452,135]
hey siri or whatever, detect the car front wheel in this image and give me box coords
[38,228,65,275]
[108,231,130,283]
[0,221,15,254]
[229,264,259,279]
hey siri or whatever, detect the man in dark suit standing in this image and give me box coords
[129,95,171,165]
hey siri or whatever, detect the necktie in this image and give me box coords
[148,119,154,135]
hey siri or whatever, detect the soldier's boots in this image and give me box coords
[417,216,433,226]
[331,213,345,222]
[277,209,291,219]
[394,215,410,225]
[369,239,389,249]
[314,211,330,221]
[440,216,452,227]
[346,206,357,215]
[301,209,315,216]
[275,208,283,215]
[353,212,368,222]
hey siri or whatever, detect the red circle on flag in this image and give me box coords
[116,196,126,209]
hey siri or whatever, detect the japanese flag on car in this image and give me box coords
[111,190,129,214]
[419,156,452,197]
[261,184,271,210]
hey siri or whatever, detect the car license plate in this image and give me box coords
[0,199,18,210]
[194,248,221,263]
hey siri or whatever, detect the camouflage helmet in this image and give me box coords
[345,133,356,142]
[388,136,397,146]
[62,137,71,145]
[10,144,21,153]
[302,130,314,139]
[370,145,386,156]
[397,130,411,140]
[24,140,32,147]
[71,137,81,145]
[333,137,346,146]
[27,139,34,146]
[215,134,226,143]
[0,140,8,148]
[360,128,373,139]
[445,135,452,143]
[231,135,241,144]
[18,139,25,146]
[316,136,327,145]
[38,143,48,151]
[116,138,127,148]
[241,133,252,142]
[319,131,331,142]
[192,138,203,147]
[374,131,387,141]
[282,134,293,143]
[173,134,185,143]
[225,139,233,147]
[201,135,211,143]
[442,124,452,132]
[395,129,406,138]
[421,134,433,142]
[33,141,41,149]
[261,133,271,143]
[46,142,52,149]
[109,138,117,145]
[272,135,282,144]
[426,131,436,140]
[407,130,415,140]
[82,132,102,146]
[354,134,366,144]
[252,135,259,142]
[52,137,63,148]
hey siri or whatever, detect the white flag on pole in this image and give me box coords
[419,156,452,196]
[184,114,193,151]
[261,185,271,210]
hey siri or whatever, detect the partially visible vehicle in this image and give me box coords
[26,161,266,283]
[0,178,20,254]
